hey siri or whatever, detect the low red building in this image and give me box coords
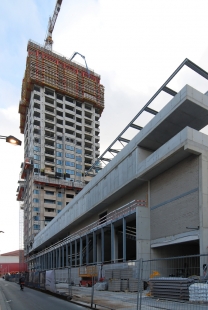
[0,250,27,276]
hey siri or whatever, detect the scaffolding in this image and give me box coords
[19,40,105,133]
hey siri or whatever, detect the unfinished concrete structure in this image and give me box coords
[27,59,208,274]
[17,40,104,257]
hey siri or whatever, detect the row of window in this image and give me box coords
[33,198,74,204]
[34,145,82,153]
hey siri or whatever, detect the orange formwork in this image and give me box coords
[19,40,105,133]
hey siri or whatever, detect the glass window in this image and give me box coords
[33,224,40,230]
[56,143,62,149]
[56,168,63,173]
[65,153,74,159]
[33,198,39,203]
[65,169,75,175]
[65,145,74,151]
[76,164,82,170]
[57,201,62,205]
[34,154,40,160]
[33,207,39,211]
[57,192,62,197]
[65,161,75,167]
[66,177,74,181]
[34,163,40,169]
[76,156,82,162]
[34,146,40,152]
[58,210,62,213]
[33,189,39,194]
[56,159,63,165]
[56,151,62,157]
[33,216,39,221]
[44,199,55,204]
[76,171,82,177]
[76,148,82,154]
[45,191,54,195]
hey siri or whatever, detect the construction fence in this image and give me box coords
[5,254,208,310]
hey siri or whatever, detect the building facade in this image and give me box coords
[17,41,104,256]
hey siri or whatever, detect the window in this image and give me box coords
[45,97,54,104]
[76,101,82,108]
[76,171,82,176]
[66,194,74,199]
[33,198,39,203]
[57,111,63,117]
[76,133,82,139]
[65,96,73,103]
[57,192,62,197]
[57,94,63,101]
[65,129,74,135]
[56,151,62,157]
[45,191,54,195]
[34,94,40,101]
[65,145,74,151]
[44,199,55,204]
[65,161,75,167]
[33,207,39,211]
[57,127,63,133]
[45,88,54,96]
[56,168,63,173]
[65,169,75,175]
[57,119,63,125]
[57,201,62,206]
[56,159,62,165]
[56,143,62,149]
[57,210,62,213]
[76,148,82,154]
[34,146,40,152]
[76,110,82,116]
[34,85,40,92]
[33,216,39,221]
[33,224,40,230]
[76,164,82,170]
[65,153,75,159]
[33,189,39,194]
[76,156,82,162]
[34,163,40,169]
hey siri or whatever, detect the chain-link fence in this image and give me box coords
[4,254,208,309]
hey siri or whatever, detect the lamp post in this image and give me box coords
[0,135,21,146]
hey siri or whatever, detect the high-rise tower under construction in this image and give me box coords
[17,40,104,255]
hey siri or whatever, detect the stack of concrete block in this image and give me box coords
[106,268,139,292]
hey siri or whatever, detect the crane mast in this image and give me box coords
[44,0,62,50]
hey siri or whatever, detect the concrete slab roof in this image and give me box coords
[138,85,208,150]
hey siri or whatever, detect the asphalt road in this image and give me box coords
[0,279,88,310]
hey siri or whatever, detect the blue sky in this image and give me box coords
[1,0,208,254]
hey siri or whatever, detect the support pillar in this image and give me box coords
[101,228,104,263]
[93,231,97,263]
[80,237,83,266]
[123,217,126,262]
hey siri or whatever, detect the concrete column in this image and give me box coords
[136,181,150,261]
[66,244,68,267]
[58,248,61,268]
[86,234,89,264]
[97,233,101,262]
[123,217,126,262]
[52,250,56,268]
[101,228,104,263]
[111,223,115,262]
[50,252,52,269]
[56,249,58,268]
[75,240,77,266]
[93,231,97,263]
[80,237,83,266]
[62,246,64,267]
[70,242,72,267]
[198,152,208,275]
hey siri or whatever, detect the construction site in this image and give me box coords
[13,1,208,309]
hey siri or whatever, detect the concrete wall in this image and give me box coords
[150,155,199,239]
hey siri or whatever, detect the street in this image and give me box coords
[0,279,88,310]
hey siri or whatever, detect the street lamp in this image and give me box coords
[0,135,21,146]
[0,231,4,233]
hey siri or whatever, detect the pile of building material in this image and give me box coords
[149,277,195,301]
[105,268,142,292]
[189,283,208,302]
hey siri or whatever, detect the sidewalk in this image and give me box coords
[0,279,11,310]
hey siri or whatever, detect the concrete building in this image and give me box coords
[0,250,27,276]
[17,41,104,257]
[27,59,208,273]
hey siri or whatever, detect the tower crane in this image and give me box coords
[44,0,63,50]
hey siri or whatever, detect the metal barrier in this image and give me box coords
[4,254,208,309]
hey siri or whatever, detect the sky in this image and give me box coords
[1,0,208,254]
